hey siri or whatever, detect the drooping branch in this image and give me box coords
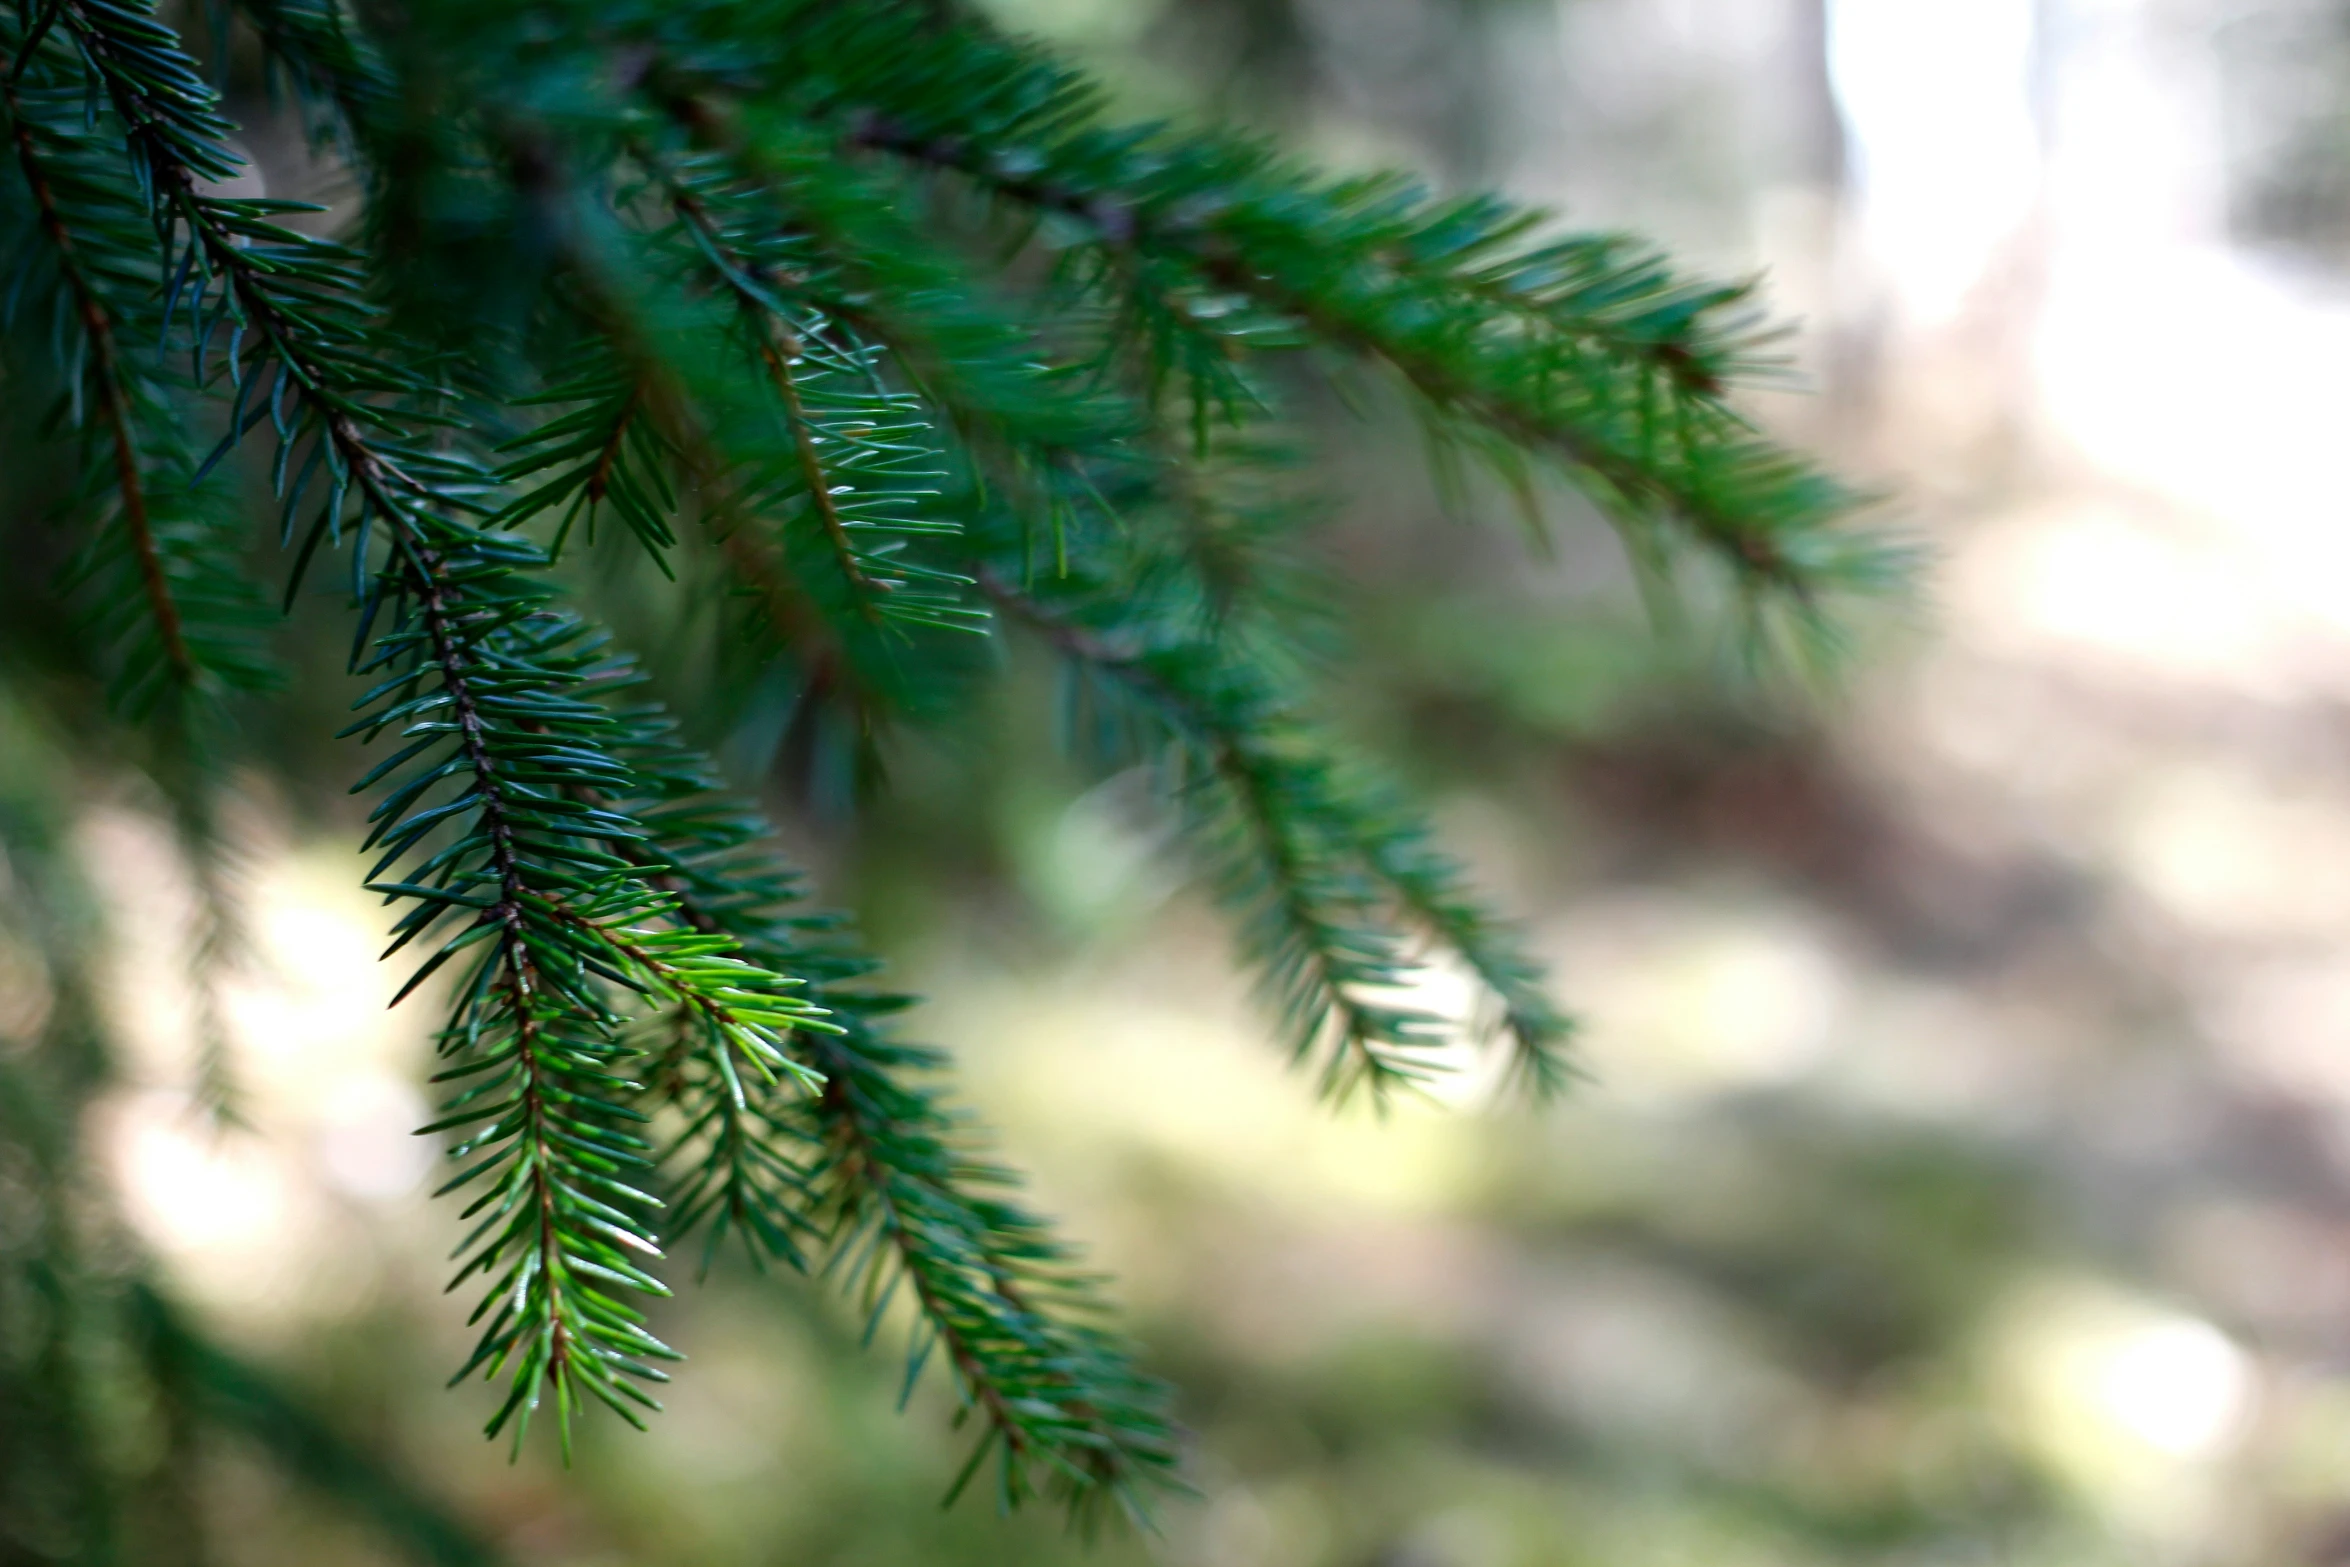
[2,60,191,684]
[977,568,1458,1100]
[574,704,1179,1520]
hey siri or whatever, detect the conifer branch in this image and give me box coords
[979,567,1459,1099]
[392,553,674,1448]
[1321,775,1579,1098]
[657,167,889,610]
[585,706,1180,1519]
[2,0,1890,1515]
[495,352,681,560]
[645,78,1151,490]
[760,315,884,611]
[789,12,1879,599]
[19,0,836,1447]
[649,152,980,635]
[803,1018,1179,1524]
[497,329,896,735]
[0,35,275,713]
[4,70,191,683]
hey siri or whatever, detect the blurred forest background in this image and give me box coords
[21,0,2350,1562]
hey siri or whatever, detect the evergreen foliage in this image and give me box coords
[0,0,1889,1549]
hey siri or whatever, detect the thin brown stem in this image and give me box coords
[412,547,572,1384]
[659,169,887,616]
[2,67,192,683]
[584,381,641,506]
[755,315,885,615]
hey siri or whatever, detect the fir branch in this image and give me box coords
[981,567,1458,1101]
[494,308,905,743]
[0,0,1893,1521]
[346,579,826,1450]
[650,150,981,635]
[494,351,680,561]
[589,707,1181,1521]
[805,1043,1177,1525]
[4,68,190,682]
[787,11,1882,596]
[21,0,838,1447]
[644,76,1153,493]
[488,146,977,763]
[760,313,884,612]
[1319,773,1579,1099]
[653,163,892,611]
[0,44,276,713]
[382,551,681,1451]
